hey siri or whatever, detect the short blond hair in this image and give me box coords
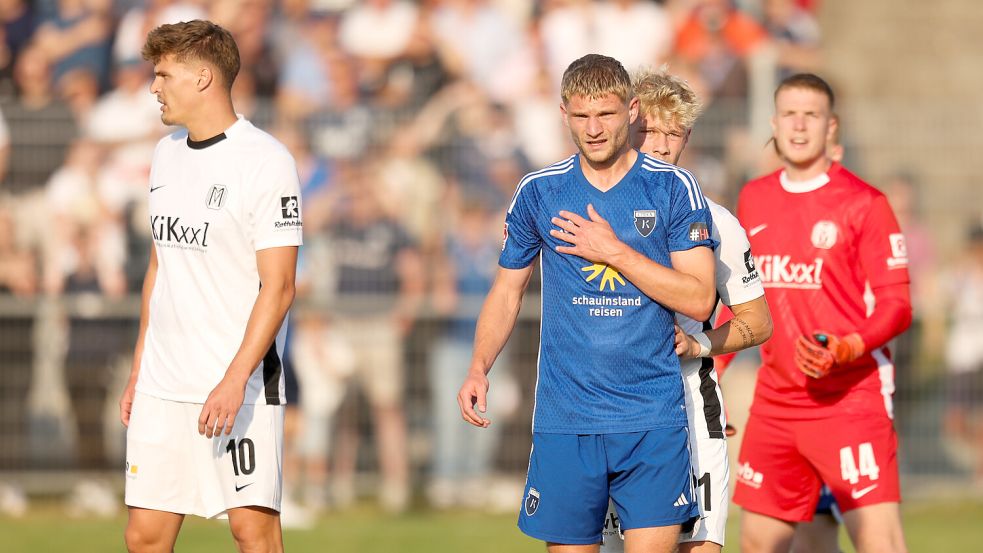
[560,54,633,105]
[632,68,703,130]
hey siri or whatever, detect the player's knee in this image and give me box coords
[123,523,165,553]
[229,518,280,553]
[855,536,907,553]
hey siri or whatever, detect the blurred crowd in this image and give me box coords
[0,0,979,524]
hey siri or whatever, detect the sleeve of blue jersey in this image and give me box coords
[666,172,718,252]
[499,183,541,269]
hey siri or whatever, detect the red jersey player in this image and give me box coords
[733,73,911,553]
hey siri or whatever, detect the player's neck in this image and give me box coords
[783,155,832,182]
[579,148,638,192]
[184,100,238,142]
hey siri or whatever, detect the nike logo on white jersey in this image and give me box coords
[748,224,768,237]
[851,484,878,499]
[673,493,690,507]
[150,185,167,193]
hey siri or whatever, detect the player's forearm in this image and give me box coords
[469,272,530,375]
[705,296,773,355]
[612,247,715,321]
[224,278,296,385]
[857,287,912,352]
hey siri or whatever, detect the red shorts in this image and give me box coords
[732,412,900,521]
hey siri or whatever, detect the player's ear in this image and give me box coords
[627,96,640,125]
[559,102,570,128]
[826,113,839,147]
[196,66,213,91]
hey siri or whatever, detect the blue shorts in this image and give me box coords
[815,484,842,521]
[518,428,699,545]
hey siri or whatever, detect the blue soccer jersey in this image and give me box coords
[500,153,716,433]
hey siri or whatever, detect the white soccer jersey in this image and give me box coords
[601,199,764,549]
[136,116,303,405]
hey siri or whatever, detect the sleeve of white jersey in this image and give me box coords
[247,148,304,251]
[712,202,764,307]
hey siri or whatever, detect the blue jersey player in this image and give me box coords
[457,54,717,553]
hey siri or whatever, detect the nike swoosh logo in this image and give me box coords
[748,224,768,237]
[235,483,253,492]
[150,185,167,193]
[851,484,878,499]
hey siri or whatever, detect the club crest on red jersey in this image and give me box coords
[810,221,838,249]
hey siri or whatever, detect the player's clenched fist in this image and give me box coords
[794,331,865,378]
[458,370,491,428]
[198,377,246,438]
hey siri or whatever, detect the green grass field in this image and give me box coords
[3,500,981,552]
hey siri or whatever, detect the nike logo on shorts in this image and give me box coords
[235,483,253,492]
[150,185,167,193]
[850,484,878,499]
[748,224,768,237]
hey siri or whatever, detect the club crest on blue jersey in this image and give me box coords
[634,210,657,237]
[524,487,541,516]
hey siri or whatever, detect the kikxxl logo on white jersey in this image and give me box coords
[755,255,825,289]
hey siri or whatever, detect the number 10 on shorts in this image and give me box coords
[839,442,880,484]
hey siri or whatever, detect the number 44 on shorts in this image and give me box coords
[839,442,880,485]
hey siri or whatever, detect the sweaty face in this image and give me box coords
[149,55,200,127]
[562,92,637,167]
[633,114,689,165]
[771,86,834,171]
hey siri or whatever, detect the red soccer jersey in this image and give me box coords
[737,163,911,419]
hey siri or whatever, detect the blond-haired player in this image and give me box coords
[600,68,774,553]
[458,54,716,553]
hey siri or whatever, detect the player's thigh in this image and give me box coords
[798,414,900,513]
[124,507,184,552]
[841,502,906,553]
[678,539,722,553]
[211,403,285,517]
[547,544,599,553]
[683,429,729,547]
[607,428,699,532]
[733,414,821,521]
[519,433,609,545]
[623,524,680,553]
[125,393,200,515]
[228,505,284,553]
[739,508,796,553]
[790,513,841,553]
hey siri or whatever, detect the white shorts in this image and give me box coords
[124,392,284,519]
[600,360,729,550]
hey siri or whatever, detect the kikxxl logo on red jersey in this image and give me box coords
[755,255,825,289]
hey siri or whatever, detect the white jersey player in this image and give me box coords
[119,21,301,553]
[601,69,773,553]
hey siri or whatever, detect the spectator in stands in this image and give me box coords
[338,0,419,94]
[673,0,769,101]
[324,162,424,512]
[762,0,823,78]
[32,0,113,91]
[427,198,515,509]
[428,0,534,103]
[943,221,983,486]
[0,200,36,295]
[0,0,39,95]
[113,0,207,65]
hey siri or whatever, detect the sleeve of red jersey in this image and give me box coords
[856,193,913,349]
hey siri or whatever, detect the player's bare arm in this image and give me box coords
[458,265,534,428]
[676,295,774,360]
[120,243,158,427]
[198,246,298,438]
[551,204,716,321]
